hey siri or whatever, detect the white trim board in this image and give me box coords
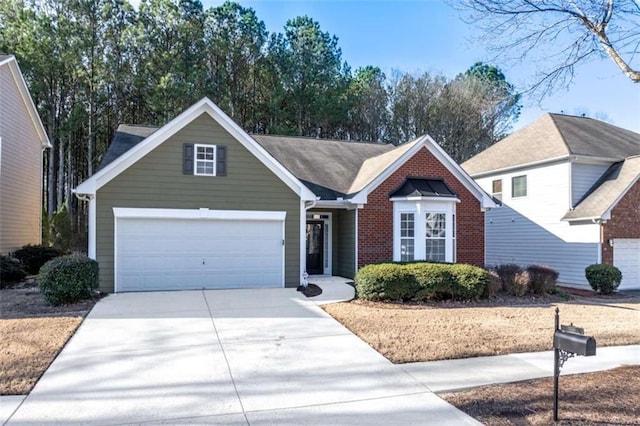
[350,135,496,210]
[112,207,287,221]
[76,97,315,201]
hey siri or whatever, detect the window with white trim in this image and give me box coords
[195,144,216,176]
[492,179,502,201]
[425,212,446,262]
[512,175,527,197]
[393,200,457,263]
[400,213,415,261]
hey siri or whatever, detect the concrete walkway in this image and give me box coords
[3,278,638,425]
[3,281,476,426]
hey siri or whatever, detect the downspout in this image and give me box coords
[73,191,96,259]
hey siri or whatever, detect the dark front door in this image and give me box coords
[306,221,324,275]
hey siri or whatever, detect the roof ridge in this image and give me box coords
[252,133,394,147]
[545,113,573,155]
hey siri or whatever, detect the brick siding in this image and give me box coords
[602,180,640,264]
[357,146,485,268]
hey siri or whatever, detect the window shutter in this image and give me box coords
[216,145,227,176]
[183,143,194,175]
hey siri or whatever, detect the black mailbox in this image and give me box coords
[554,330,596,356]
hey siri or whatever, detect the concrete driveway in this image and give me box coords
[6,283,478,425]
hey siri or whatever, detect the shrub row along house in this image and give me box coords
[75,98,496,293]
[462,114,640,291]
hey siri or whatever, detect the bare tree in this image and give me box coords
[458,0,640,95]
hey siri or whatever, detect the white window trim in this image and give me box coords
[511,175,527,198]
[194,144,217,176]
[393,199,456,263]
[398,211,416,262]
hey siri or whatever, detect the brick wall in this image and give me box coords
[357,146,485,268]
[602,180,640,264]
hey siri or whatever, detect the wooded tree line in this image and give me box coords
[0,0,520,246]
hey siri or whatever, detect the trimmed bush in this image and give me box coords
[38,254,99,305]
[1,255,26,286]
[585,264,622,295]
[495,264,523,294]
[355,263,419,301]
[527,265,559,294]
[355,262,490,301]
[13,244,62,275]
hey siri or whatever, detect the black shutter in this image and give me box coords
[216,145,226,176]
[183,143,194,175]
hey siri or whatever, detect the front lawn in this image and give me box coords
[323,295,640,363]
[0,281,98,395]
[441,365,640,425]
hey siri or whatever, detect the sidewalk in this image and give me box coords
[400,344,640,393]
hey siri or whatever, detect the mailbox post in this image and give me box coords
[553,307,596,421]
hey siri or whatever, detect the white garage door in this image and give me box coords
[114,209,285,292]
[614,239,640,290]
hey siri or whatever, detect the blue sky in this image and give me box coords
[143,0,640,132]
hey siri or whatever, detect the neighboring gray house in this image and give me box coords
[0,55,51,254]
[463,113,640,290]
[75,97,495,293]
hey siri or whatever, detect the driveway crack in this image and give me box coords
[202,290,250,425]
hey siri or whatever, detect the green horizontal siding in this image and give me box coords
[96,113,300,292]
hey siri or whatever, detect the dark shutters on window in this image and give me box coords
[216,145,227,176]
[183,143,194,175]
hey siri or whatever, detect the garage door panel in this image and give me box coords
[116,214,284,292]
[614,239,639,290]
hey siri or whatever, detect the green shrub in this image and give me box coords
[447,264,491,300]
[13,244,62,275]
[585,264,622,295]
[355,263,419,301]
[355,262,490,302]
[495,264,523,294]
[1,255,26,286]
[38,254,99,305]
[527,265,559,294]
[408,263,456,301]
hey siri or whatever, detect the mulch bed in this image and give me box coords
[297,283,323,297]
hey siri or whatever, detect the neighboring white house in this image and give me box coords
[0,55,51,254]
[462,113,640,290]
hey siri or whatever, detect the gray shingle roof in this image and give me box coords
[0,54,13,62]
[563,156,640,221]
[462,114,640,176]
[252,134,396,198]
[99,126,419,199]
[98,125,158,170]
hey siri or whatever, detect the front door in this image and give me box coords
[306,221,324,275]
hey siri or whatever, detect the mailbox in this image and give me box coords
[554,330,596,356]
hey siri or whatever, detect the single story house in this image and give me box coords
[0,55,51,254]
[463,113,640,290]
[75,97,495,293]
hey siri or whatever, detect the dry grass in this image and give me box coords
[441,365,640,425]
[323,299,640,363]
[0,283,97,395]
[0,317,83,394]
